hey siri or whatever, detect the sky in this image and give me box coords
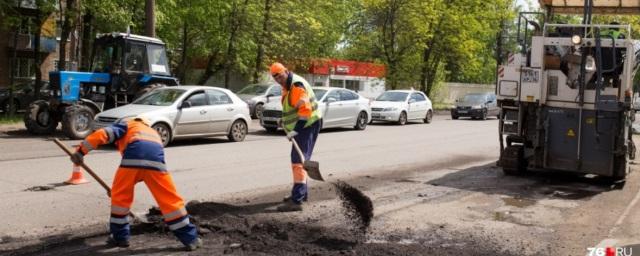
[516,0,540,11]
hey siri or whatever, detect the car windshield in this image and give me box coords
[133,88,186,106]
[237,84,269,95]
[461,94,487,104]
[313,89,328,101]
[376,92,408,102]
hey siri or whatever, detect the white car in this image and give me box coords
[370,90,433,125]
[236,83,281,119]
[260,87,372,132]
[93,86,251,146]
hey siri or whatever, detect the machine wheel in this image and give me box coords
[152,123,172,147]
[2,99,19,114]
[228,119,248,142]
[254,103,264,119]
[424,110,433,124]
[481,108,488,120]
[265,127,278,133]
[501,145,527,175]
[451,114,459,120]
[135,83,166,99]
[397,111,407,125]
[354,111,368,130]
[24,100,58,135]
[61,105,95,139]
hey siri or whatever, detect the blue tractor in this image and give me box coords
[24,33,179,139]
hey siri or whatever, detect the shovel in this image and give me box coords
[291,138,324,181]
[53,138,148,223]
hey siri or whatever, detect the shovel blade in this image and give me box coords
[304,160,324,181]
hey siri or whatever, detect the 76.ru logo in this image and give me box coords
[587,247,632,256]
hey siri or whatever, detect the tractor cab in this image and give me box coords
[90,33,175,104]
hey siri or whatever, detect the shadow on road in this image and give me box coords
[426,164,622,201]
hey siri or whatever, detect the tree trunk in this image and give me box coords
[224,0,250,89]
[58,0,76,71]
[253,0,272,83]
[145,0,155,37]
[80,12,92,71]
[197,53,223,85]
[33,7,42,99]
[177,22,188,82]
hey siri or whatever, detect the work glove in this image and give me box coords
[70,151,84,165]
[286,131,298,141]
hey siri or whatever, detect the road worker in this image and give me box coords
[270,62,322,212]
[70,116,202,250]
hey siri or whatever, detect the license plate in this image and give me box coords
[262,117,278,121]
[458,110,467,114]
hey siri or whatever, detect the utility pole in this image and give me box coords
[145,0,155,37]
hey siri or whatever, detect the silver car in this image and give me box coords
[370,90,433,125]
[451,92,499,120]
[236,83,281,119]
[93,86,251,146]
[260,87,372,132]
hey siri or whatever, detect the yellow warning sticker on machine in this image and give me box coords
[586,117,594,124]
[526,96,534,102]
[567,128,576,137]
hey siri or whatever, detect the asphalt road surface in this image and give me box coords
[1,116,639,255]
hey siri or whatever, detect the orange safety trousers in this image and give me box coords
[111,167,186,220]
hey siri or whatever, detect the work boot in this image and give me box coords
[185,238,203,251]
[277,200,303,212]
[282,194,308,202]
[106,236,130,248]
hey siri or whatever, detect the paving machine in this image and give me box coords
[497,0,640,179]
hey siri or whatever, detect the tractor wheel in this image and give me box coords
[24,100,58,135]
[501,145,527,176]
[135,83,166,99]
[62,105,95,139]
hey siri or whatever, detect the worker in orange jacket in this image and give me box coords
[70,117,202,251]
[270,62,322,212]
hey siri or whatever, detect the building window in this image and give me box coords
[314,82,324,87]
[18,17,33,35]
[345,80,361,92]
[12,58,35,78]
[330,79,344,88]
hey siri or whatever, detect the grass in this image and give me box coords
[0,115,22,125]
[433,102,453,111]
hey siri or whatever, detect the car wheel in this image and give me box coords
[452,114,458,120]
[397,111,407,125]
[481,108,488,120]
[424,110,433,124]
[254,103,264,119]
[152,123,172,147]
[61,105,95,139]
[228,119,247,142]
[354,111,368,130]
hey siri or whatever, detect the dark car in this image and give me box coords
[451,92,499,120]
[0,80,50,114]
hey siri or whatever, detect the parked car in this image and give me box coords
[451,92,498,120]
[236,83,281,119]
[370,90,433,125]
[260,87,372,132]
[93,86,251,146]
[0,80,50,114]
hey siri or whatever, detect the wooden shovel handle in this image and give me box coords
[53,138,112,197]
[290,138,306,162]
